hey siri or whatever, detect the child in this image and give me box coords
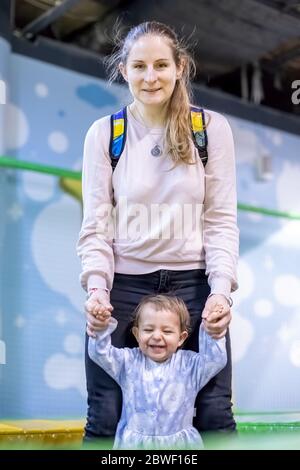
[88,294,227,450]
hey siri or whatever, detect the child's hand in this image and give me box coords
[201,295,231,339]
[86,310,111,337]
[85,289,113,338]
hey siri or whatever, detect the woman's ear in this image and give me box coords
[176,58,185,80]
[178,330,188,347]
[119,62,128,82]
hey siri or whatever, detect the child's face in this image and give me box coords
[132,305,188,363]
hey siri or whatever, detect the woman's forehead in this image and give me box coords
[127,35,173,61]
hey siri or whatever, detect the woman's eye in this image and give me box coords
[157,63,167,68]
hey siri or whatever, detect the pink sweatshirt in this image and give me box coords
[77,107,239,298]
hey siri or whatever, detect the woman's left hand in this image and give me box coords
[201,294,232,339]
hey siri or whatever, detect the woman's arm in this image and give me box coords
[202,112,239,336]
[77,117,115,293]
[203,111,239,300]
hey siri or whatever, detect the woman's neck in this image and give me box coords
[130,101,168,128]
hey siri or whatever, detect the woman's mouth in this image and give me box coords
[143,88,161,93]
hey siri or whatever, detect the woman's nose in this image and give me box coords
[144,67,157,82]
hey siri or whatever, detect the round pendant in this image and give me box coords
[151,145,162,157]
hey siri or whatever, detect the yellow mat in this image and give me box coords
[0,419,85,447]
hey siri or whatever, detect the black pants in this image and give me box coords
[84,269,236,439]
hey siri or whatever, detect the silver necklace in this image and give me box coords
[132,105,164,157]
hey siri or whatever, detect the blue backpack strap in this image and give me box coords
[109,105,208,170]
[190,105,208,167]
[109,107,127,172]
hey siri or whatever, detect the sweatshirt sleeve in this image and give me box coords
[88,318,126,384]
[203,111,239,298]
[191,323,227,390]
[77,117,115,292]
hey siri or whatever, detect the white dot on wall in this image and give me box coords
[63,334,83,355]
[264,255,274,271]
[31,196,85,312]
[289,340,300,367]
[274,275,300,307]
[44,354,86,396]
[277,323,293,345]
[5,103,29,149]
[23,171,55,202]
[48,131,69,153]
[254,299,274,317]
[35,82,48,97]
[276,162,300,214]
[272,133,282,146]
[269,221,300,249]
[266,130,282,147]
[73,159,83,171]
[247,212,263,223]
[0,340,6,365]
[14,315,26,328]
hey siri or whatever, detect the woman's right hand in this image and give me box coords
[85,289,114,337]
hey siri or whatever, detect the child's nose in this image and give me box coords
[152,330,162,340]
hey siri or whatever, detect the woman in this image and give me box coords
[77,21,239,442]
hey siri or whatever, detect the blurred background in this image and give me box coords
[0,0,300,435]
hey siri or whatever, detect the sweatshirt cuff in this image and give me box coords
[94,317,118,339]
[87,274,108,292]
[209,276,232,299]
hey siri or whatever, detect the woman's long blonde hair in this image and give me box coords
[105,21,198,165]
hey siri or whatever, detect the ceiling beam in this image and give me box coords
[21,0,82,38]
[270,46,300,66]
[252,0,300,20]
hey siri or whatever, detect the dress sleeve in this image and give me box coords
[76,117,115,292]
[191,323,227,390]
[88,318,127,385]
[203,111,239,298]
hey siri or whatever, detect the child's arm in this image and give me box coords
[191,317,227,390]
[88,317,128,385]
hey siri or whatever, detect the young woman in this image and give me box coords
[77,21,239,442]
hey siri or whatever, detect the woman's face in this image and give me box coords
[120,35,183,107]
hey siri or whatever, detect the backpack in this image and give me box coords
[109,105,208,171]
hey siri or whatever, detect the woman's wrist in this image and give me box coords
[208,293,233,307]
[88,287,98,292]
[87,287,109,300]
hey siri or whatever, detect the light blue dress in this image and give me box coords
[88,318,227,450]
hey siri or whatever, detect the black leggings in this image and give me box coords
[84,269,235,438]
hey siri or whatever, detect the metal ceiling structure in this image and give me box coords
[12,0,300,117]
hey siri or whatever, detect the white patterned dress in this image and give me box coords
[88,318,227,450]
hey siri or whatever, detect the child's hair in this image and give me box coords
[105,21,198,166]
[133,294,191,333]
